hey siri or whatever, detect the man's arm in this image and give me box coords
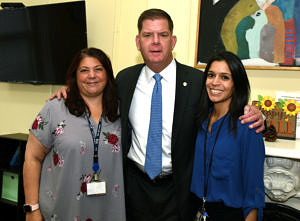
[46,86,68,101]
[239,104,265,133]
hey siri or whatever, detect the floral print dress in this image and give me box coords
[30,99,125,221]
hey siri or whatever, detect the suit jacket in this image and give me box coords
[116,60,203,220]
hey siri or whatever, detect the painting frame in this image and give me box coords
[194,0,300,70]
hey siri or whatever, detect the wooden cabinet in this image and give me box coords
[0,133,28,221]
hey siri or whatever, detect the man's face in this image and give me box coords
[136,18,177,73]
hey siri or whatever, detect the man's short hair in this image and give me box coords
[137,8,174,33]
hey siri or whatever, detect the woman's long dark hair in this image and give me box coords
[197,51,250,134]
[64,47,119,122]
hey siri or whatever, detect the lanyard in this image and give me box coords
[85,114,102,174]
[202,113,227,207]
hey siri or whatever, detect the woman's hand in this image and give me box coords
[26,209,44,221]
[239,104,265,133]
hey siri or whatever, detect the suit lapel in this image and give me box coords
[171,62,191,149]
[122,70,142,120]
[120,64,144,154]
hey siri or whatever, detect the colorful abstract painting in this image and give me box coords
[195,0,300,69]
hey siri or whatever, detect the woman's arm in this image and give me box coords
[23,132,50,221]
[241,122,265,221]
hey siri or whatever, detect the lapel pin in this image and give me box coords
[183,82,187,87]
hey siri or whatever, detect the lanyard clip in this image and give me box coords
[202,197,206,209]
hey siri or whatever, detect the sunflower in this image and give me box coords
[283,100,300,116]
[261,96,276,111]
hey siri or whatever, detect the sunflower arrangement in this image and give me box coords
[254,95,298,140]
[257,96,276,111]
[256,96,300,117]
[282,100,300,116]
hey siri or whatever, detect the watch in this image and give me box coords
[23,203,39,213]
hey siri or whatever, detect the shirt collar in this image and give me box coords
[145,59,176,83]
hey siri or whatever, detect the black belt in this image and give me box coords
[128,159,173,183]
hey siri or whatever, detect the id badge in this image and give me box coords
[87,179,106,196]
[195,210,208,221]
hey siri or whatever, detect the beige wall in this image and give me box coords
[0,0,299,134]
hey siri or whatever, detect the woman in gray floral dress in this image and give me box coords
[23,48,125,221]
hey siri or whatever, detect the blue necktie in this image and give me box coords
[145,73,162,179]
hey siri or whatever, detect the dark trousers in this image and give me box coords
[125,160,181,221]
[197,202,244,221]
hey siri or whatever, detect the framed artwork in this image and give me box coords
[194,0,300,70]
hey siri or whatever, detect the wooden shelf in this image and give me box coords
[0,198,18,206]
[0,165,19,173]
[0,133,28,141]
[265,138,300,159]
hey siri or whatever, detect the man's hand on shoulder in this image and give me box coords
[46,86,68,102]
[239,104,265,133]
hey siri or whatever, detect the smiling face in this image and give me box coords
[136,18,177,73]
[206,60,234,109]
[76,56,107,100]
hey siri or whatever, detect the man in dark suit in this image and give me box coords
[116,9,264,221]
[49,8,264,221]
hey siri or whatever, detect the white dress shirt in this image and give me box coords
[127,59,176,173]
